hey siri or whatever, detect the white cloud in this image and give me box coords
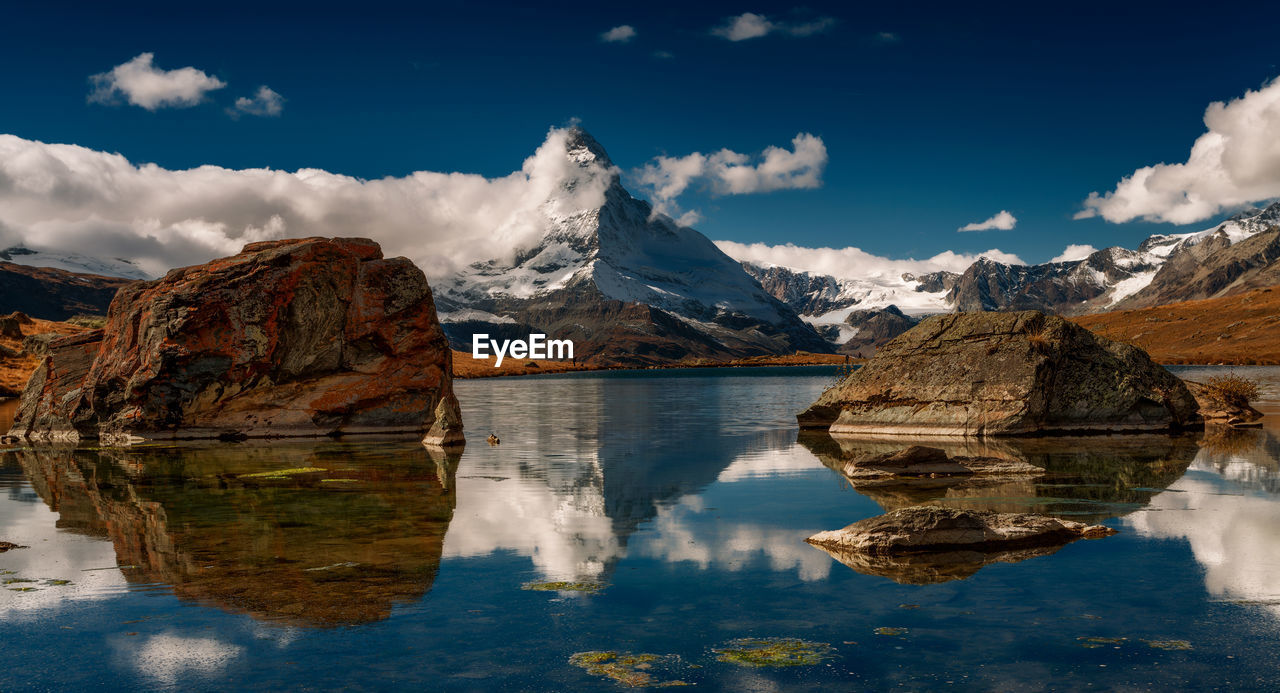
[88,53,226,110]
[958,209,1017,232]
[1077,78,1280,225]
[600,25,636,43]
[230,86,284,118]
[875,31,900,43]
[715,239,1024,281]
[711,12,835,41]
[1049,243,1097,263]
[634,133,827,220]
[133,634,243,686]
[0,126,615,280]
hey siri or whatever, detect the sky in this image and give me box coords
[1,0,1279,275]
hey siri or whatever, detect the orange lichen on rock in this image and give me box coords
[8,238,463,446]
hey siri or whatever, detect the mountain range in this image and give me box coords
[3,129,1278,362]
[742,202,1280,354]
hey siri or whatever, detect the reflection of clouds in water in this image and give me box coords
[443,465,621,581]
[716,444,825,483]
[0,490,127,618]
[132,634,243,687]
[1128,460,1280,616]
[636,497,831,582]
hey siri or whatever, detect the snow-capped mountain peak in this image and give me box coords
[438,128,830,363]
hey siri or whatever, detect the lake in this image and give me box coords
[3,365,1280,690]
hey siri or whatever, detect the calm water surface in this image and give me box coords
[3,365,1280,690]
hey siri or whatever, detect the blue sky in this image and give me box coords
[2,0,1279,266]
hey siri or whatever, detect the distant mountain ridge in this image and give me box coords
[743,202,1280,352]
[0,261,135,319]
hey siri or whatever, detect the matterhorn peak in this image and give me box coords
[563,126,614,168]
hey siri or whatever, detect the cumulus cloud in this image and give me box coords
[230,86,284,118]
[957,209,1017,232]
[0,126,614,279]
[1049,244,1097,263]
[634,133,827,221]
[715,239,1024,281]
[88,53,226,110]
[710,12,835,41]
[1077,78,1280,225]
[600,25,636,43]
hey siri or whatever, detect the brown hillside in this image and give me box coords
[0,316,91,398]
[1072,286,1280,365]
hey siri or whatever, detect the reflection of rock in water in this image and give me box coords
[811,542,1069,585]
[1195,427,1280,493]
[14,442,458,627]
[800,432,1198,522]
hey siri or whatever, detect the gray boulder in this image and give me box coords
[799,311,1201,436]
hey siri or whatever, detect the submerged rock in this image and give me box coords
[800,432,1196,522]
[8,238,463,446]
[837,444,1042,479]
[807,506,1113,558]
[817,541,1073,585]
[799,311,1201,437]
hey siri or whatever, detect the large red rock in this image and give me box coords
[8,237,463,446]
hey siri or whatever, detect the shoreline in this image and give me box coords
[450,351,856,379]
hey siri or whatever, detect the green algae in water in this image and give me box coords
[320,478,361,484]
[3,578,37,585]
[712,637,833,668]
[44,579,73,586]
[1145,639,1192,651]
[522,581,606,593]
[1078,636,1126,648]
[239,467,327,479]
[569,651,689,688]
[875,627,908,636]
[8,587,38,592]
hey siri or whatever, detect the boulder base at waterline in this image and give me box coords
[797,311,1200,436]
[807,506,1114,556]
[8,237,464,446]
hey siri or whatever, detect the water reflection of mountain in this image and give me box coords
[12,442,458,627]
[800,433,1198,522]
[444,374,801,582]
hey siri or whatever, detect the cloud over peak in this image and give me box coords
[1077,77,1280,225]
[634,133,827,222]
[0,127,614,280]
[711,12,835,41]
[957,209,1017,232]
[600,25,637,43]
[88,53,226,110]
[1049,244,1097,263]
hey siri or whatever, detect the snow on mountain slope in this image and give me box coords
[0,246,152,280]
[439,128,830,364]
[733,201,1280,347]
